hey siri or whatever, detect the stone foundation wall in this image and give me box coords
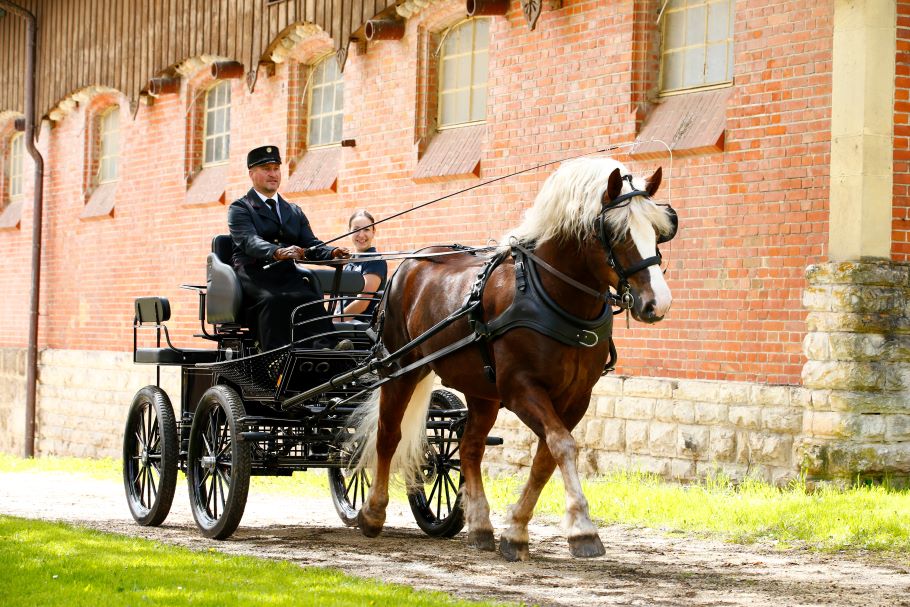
[801,260,910,482]
[0,348,179,459]
[483,375,806,485]
[0,348,26,455]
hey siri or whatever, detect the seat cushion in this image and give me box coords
[135,348,220,365]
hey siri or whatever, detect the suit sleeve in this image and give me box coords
[228,201,279,262]
[292,209,337,261]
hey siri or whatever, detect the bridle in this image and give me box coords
[594,174,678,315]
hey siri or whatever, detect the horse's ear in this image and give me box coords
[604,168,623,204]
[646,166,663,198]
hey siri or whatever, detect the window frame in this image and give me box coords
[305,53,344,149]
[436,17,490,130]
[97,105,120,184]
[8,132,24,200]
[202,80,232,167]
[658,0,735,96]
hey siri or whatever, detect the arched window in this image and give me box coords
[98,106,120,183]
[203,81,231,165]
[307,54,344,148]
[438,18,489,128]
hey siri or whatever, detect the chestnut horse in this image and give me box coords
[350,157,675,561]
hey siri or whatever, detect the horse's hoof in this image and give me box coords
[499,537,529,562]
[356,510,384,538]
[568,534,605,558]
[467,529,496,552]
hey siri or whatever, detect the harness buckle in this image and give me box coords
[578,330,599,348]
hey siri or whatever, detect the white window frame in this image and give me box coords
[437,18,490,130]
[306,54,344,149]
[98,106,120,183]
[203,81,231,166]
[659,0,735,95]
[8,132,24,200]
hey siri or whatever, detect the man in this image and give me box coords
[228,145,351,351]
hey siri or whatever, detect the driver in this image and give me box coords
[227,145,352,351]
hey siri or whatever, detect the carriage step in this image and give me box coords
[239,432,280,442]
[486,436,503,446]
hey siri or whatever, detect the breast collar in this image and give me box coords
[470,247,613,348]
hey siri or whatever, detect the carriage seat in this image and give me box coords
[133,296,220,365]
[207,235,243,325]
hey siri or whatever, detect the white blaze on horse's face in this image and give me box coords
[629,211,672,321]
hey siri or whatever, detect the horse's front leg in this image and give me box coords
[461,397,500,551]
[504,389,604,559]
[499,440,557,561]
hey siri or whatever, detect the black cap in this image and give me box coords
[247,145,282,169]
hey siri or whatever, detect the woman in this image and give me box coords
[336,210,387,321]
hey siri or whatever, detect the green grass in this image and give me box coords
[0,515,513,607]
[3,453,910,553]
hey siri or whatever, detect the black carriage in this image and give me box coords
[123,235,483,540]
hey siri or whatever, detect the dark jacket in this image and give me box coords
[227,188,336,269]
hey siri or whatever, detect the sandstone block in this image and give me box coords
[615,396,654,420]
[654,399,675,422]
[729,405,761,429]
[802,360,901,392]
[625,420,649,453]
[593,375,624,395]
[674,380,749,404]
[649,421,677,457]
[708,427,736,461]
[846,413,886,441]
[762,407,803,434]
[750,385,791,407]
[809,411,849,437]
[886,414,910,441]
[594,451,629,474]
[695,402,728,425]
[623,377,674,399]
[628,455,669,476]
[668,458,695,480]
[803,332,829,360]
[594,395,615,418]
[827,333,887,361]
[678,425,709,458]
[600,419,625,451]
[671,400,696,424]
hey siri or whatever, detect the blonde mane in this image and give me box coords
[505,156,673,246]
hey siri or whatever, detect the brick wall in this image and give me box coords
[0,0,840,387]
[895,0,910,261]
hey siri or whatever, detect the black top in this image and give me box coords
[227,188,335,270]
[342,247,388,317]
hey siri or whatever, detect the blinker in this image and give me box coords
[657,205,678,244]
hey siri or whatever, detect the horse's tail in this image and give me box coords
[348,372,435,486]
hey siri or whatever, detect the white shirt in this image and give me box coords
[253,189,281,222]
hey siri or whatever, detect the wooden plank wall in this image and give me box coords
[0,0,396,118]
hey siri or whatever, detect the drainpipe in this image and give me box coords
[1,1,45,458]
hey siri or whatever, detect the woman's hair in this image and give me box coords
[348,209,376,229]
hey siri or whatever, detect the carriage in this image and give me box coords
[124,157,677,559]
[123,234,494,540]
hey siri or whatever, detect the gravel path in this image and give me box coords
[2,470,909,607]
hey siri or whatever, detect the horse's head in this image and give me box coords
[596,166,676,323]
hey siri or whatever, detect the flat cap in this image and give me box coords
[247,145,282,169]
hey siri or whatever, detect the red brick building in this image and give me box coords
[1,0,907,483]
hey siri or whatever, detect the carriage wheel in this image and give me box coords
[407,389,466,538]
[186,385,251,540]
[328,455,372,527]
[123,386,178,526]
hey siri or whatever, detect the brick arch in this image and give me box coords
[178,56,238,183]
[0,112,25,215]
[80,90,129,199]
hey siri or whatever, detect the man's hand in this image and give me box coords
[331,247,352,259]
[273,246,306,261]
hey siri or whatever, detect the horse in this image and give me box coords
[349,156,676,561]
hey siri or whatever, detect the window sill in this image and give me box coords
[0,199,24,230]
[412,124,484,184]
[81,181,117,220]
[185,164,228,206]
[631,87,732,160]
[285,147,341,195]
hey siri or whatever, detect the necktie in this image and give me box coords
[266,198,281,222]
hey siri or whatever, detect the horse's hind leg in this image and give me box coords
[461,397,500,551]
[357,372,430,537]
